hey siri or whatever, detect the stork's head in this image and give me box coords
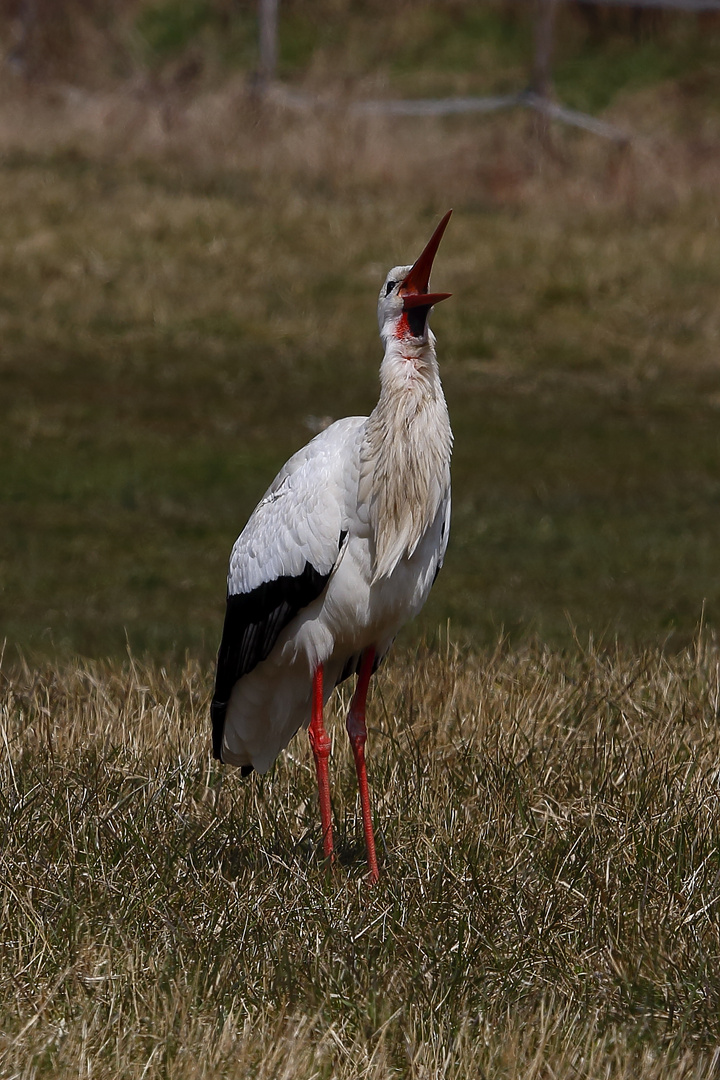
[377,210,452,344]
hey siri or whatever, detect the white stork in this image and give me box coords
[211,211,453,882]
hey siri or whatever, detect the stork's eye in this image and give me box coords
[385,280,396,296]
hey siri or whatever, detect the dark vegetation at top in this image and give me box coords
[3,0,720,112]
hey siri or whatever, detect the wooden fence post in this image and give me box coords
[531,0,558,101]
[530,0,559,146]
[6,0,37,76]
[258,0,279,90]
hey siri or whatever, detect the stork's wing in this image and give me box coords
[210,417,364,760]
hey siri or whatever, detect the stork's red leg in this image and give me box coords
[308,663,334,862]
[346,647,379,884]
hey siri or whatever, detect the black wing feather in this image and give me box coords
[210,561,333,760]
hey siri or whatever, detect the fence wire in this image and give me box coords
[260,0,718,142]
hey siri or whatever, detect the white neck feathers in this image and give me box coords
[359,331,452,580]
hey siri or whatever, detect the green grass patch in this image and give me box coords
[137,0,214,57]
[1,150,720,660]
[554,17,720,114]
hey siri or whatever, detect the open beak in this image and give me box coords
[400,209,452,311]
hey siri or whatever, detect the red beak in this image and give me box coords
[400,209,452,311]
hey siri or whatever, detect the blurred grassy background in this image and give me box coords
[1,0,720,661]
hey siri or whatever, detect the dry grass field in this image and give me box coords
[2,640,720,1076]
[2,2,720,1075]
